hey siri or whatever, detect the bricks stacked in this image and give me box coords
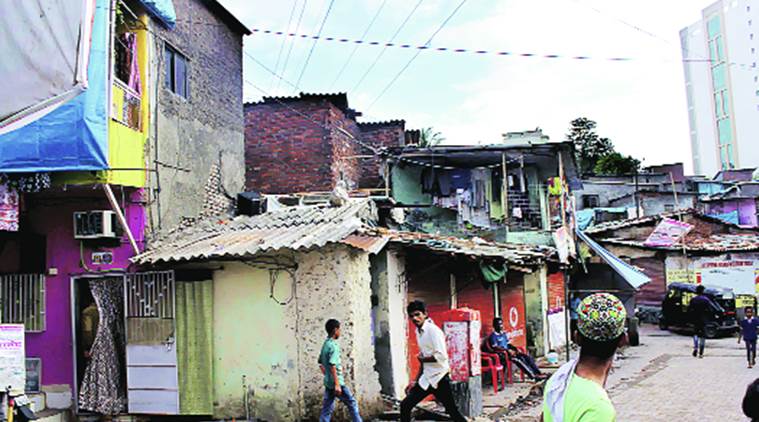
[357,121,405,189]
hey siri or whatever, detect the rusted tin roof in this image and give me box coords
[132,199,377,265]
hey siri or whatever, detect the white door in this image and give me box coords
[124,271,179,414]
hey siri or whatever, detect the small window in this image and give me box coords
[164,44,189,99]
[664,204,675,212]
[0,274,46,332]
[582,195,600,209]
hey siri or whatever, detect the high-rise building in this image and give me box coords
[681,0,759,177]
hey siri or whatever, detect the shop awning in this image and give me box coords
[576,230,650,290]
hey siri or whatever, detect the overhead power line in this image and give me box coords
[293,0,336,92]
[269,0,300,90]
[276,0,309,92]
[367,0,469,111]
[352,0,424,92]
[329,0,389,90]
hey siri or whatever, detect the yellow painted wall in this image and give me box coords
[58,15,149,187]
[212,262,299,421]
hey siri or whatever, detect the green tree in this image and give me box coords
[593,152,641,175]
[566,118,614,174]
[419,127,445,147]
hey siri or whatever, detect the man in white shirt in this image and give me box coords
[400,300,467,422]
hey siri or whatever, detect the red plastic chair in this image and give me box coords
[481,352,505,393]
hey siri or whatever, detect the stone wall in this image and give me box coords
[147,0,246,233]
[294,245,384,420]
[211,245,384,421]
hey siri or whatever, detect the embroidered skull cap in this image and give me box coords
[577,293,627,342]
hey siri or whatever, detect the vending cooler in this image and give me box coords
[442,308,483,417]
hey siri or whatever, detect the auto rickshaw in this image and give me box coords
[659,282,739,338]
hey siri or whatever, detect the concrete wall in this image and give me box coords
[148,0,246,232]
[369,249,409,399]
[576,180,636,209]
[211,246,383,421]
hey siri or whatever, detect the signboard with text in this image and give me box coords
[665,255,759,295]
[0,324,25,391]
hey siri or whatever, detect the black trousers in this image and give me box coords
[400,374,467,422]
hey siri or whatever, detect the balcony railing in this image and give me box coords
[0,274,46,332]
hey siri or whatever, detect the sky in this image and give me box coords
[218,0,715,172]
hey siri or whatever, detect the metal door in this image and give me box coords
[124,271,178,414]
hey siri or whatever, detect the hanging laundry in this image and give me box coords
[0,173,51,193]
[450,169,472,190]
[0,184,19,231]
[547,177,562,196]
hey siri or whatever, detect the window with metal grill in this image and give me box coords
[0,274,46,332]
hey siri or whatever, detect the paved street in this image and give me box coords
[505,324,757,421]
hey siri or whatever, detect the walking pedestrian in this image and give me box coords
[542,293,627,422]
[318,319,362,422]
[484,317,547,381]
[739,306,759,368]
[400,300,467,422]
[687,284,711,358]
[743,378,759,421]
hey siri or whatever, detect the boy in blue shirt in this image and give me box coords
[739,307,759,368]
[318,319,362,422]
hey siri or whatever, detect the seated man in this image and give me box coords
[485,317,547,381]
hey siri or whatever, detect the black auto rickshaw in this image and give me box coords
[659,282,739,338]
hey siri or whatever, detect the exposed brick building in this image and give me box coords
[244,93,405,194]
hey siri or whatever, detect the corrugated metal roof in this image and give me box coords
[133,200,377,265]
[368,228,554,269]
[598,234,759,252]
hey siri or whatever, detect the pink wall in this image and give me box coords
[23,187,145,389]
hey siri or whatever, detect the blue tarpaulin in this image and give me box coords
[139,0,176,28]
[708,210,740,225]
[0,0,109,172]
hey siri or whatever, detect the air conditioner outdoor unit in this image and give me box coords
[73,211,119,239]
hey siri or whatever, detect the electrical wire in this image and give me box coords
[328,0,389,90]
[352,0,424,92]
[277,0,309,92]
[366,0,469,111]
[293,0,336,92]
[269,0,300,90]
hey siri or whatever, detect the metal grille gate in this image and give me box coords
[124,271,178,414]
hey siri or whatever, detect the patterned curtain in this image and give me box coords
[79,279,126,414]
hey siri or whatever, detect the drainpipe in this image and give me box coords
[103,183,140,255]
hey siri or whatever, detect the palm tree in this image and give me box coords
[419,127,445,147]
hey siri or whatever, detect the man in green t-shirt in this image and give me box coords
[542,293,627,422]
[318,319,362,422]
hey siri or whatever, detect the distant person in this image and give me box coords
[687,284,712,358]
[739,307,759,368]
[484,317,547,381]
[570,294,582,340]
[743,378,759,421]
[400,300,467,422]
[318,319,362,422]
[542,293,627,422]
[80,301,99,359]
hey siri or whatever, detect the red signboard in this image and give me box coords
[500,282,527,350]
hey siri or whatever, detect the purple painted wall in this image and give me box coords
[707,199,758,227]
[22,187,146,389]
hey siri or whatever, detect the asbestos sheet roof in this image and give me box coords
[598,234,759,253]
[369,228,555,269]
[133,200,377,265]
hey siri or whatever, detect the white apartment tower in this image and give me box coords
[681,0,759,177]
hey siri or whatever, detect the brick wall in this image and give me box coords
[358,122,405,189]
[244,99,365,193]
